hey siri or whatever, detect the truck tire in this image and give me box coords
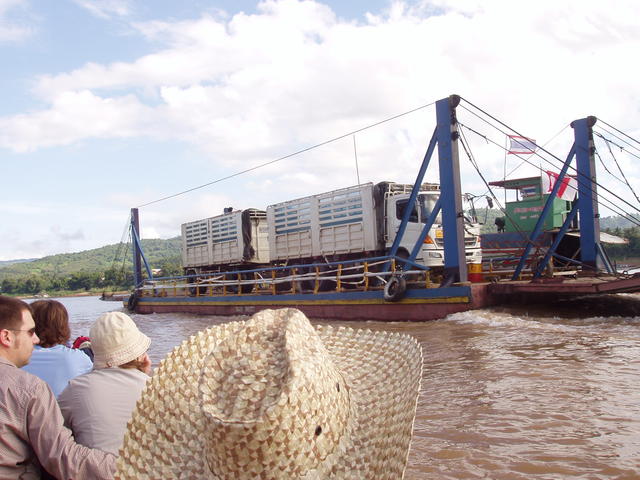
[296,265,335,293]
[384,275,406,302]
[185,270,199,296]
[227,273,254,294]
[126,293,138,311]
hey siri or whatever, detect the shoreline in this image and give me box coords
[18,290,130,300]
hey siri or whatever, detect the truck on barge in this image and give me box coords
[181,181,482,292]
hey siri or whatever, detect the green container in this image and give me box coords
[505,195,571,232]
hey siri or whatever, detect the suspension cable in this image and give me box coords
[136,101,436,208]
[458,127,530,237]
[457,99,640,222]
[594,149,625,184]
[458,121,640,229]
[594,129,640,161]
[595,133,640,204]
[105,213,133,289]
[598,119,640,148]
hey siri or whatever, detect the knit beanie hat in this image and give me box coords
[91,312,151,369]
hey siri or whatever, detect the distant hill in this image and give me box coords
[0,258,37,267]
[0,238,181,279]
[0,238,181,295]
[600,215,640,230]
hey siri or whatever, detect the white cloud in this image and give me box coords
[0,0,33,42]
[72,0,132,19]
[0,90,160,152]
[2,0,640,258]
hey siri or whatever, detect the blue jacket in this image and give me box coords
[22,345,93,397]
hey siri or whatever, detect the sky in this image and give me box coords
[1,0,639,261]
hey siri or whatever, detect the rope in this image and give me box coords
[105,213,133,293]
[136,101,436,208]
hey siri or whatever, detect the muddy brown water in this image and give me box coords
[57,295,640,479]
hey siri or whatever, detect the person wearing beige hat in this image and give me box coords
[58,311,152,456]
[115,308,423,480]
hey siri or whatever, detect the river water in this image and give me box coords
[51,295,640,479]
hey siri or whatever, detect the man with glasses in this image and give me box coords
[0,296,115,479]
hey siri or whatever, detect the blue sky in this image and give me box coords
[1,0,639,261]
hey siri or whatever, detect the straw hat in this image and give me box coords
[91,312,150,369]
[116,308,422,479]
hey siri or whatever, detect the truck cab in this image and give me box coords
[382,183,482,267]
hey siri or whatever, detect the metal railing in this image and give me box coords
[136,255,434,298]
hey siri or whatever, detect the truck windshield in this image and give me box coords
[419,194,441,224]
[396,195,442,224]
[395,199,419,223]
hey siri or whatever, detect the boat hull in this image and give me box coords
[134,284,494,321]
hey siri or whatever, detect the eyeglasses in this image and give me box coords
[7,328,37,337]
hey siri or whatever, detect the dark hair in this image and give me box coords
[31,300,70,348]
[0,296,33,330]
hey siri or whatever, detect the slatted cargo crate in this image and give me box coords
[182,209,269,271]
[266,184,379,262]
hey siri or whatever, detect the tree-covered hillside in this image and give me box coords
[0,238,181,295]
[1,213,638,296]
[0,258,37,267]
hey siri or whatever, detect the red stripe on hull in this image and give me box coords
[136,302,477,321]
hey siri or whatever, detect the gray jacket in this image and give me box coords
[58,367,150,456]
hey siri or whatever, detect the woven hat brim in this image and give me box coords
[115,320,422,479]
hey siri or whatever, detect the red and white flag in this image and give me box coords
[541,170,578,201]
[508,135,537,155]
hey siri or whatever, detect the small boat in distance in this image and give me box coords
[100,291,128,302]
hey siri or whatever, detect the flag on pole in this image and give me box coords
[507,135,537,155]
[541,170,578,201]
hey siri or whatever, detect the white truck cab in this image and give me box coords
[383,184,482,268]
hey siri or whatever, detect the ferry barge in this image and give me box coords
[126,96,640,320]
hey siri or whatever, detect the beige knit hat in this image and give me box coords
[116,308,422,480]
[91,312,151,369]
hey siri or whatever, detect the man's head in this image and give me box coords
[0,296,39,367]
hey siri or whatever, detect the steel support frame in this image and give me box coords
[386,95,467,284]
[573,116,600,270]
[513,116,601,280]
[533,201,579,278]
[436,95,467,283]
[131,208,153,286]
[408,197,442,268]
[385,126,438,268]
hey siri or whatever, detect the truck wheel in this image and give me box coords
[126,293,138,311]
[227,273,254,294]
[297,265,335,292]
[297,267,315,292]
[185,270,199,296]
[384,276,407,302]
[317,265,337,292]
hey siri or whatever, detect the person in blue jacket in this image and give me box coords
[22,299,92,397]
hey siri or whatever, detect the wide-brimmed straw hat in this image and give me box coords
[91,312,151,369]
[115,308,422,479]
